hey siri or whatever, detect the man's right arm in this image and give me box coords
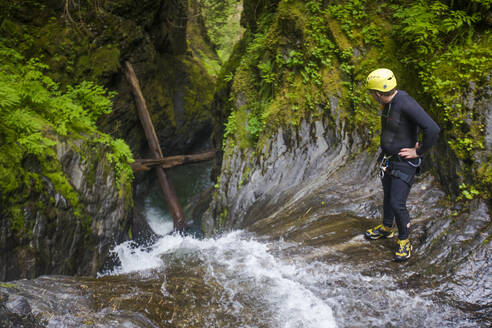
[406,97,440,156]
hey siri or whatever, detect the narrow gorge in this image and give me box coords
[0,0,491,327]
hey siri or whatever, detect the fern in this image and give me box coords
[0,40,134,228]
[394,0,484,56]
[223,111,237,149]
[0,84,20,108]
[66,81,115,122]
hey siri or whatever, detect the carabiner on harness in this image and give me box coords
[379,155,392,179]
[407,157,422,168]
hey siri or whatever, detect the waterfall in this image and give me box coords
[96,162,478,327]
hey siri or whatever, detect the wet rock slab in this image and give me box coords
[206,114,491,324]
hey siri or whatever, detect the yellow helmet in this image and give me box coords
[366,68,397,92]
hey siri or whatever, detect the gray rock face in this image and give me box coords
[204,110,491,311]
[0,139,133,281]
[481,78,492,152]
[422,200,492,307]
[205,111,446,232]
[5,296,31,316]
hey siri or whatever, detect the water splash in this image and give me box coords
[102,230,477,327]
[106,231,336,327]
[145,203,174,236]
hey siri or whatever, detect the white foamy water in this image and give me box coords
[104,230,475,328]
[144,197,174,236]
[108,231,336,327]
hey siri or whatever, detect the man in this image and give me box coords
[364,68,440,261]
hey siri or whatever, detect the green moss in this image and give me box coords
[218,208,228,227]
[325,14,352,50]
[0,282,16,288]
[197,49,221,77]
[239,167,252,187]
[8,206,25,235]
[181,55,215,122]
[476,161,492,199]
[44,171,79,207]
[147,80,175,127]
[223,1,368,156]
[77,45,121,81]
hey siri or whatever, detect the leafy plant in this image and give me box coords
[246,114,263,142]
[285,50,305,68]
[223,111,237,149]
[459,183,480,200]
[328,0,368,39]
[393,0,492,199]
[393,1,480,56]
[0,42,134,232]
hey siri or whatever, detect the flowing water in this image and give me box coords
[104,230,480,328]
[100,162,480,327]
[144,162,213,236]
[2,163,487,327]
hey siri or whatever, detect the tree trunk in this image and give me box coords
[124,61,187,231]
[131,151,216,172]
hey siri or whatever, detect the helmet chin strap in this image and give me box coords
[376,92,383,105]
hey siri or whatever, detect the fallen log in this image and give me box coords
[125,61,187,231]
[131,151,216,172]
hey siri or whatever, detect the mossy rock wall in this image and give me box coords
[1,0,216,158]
[0,137,133,281]
[0,0,219,280]
[208,0,492,230]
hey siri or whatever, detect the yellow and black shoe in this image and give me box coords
[394,239,412,262]
[364,224,394,240]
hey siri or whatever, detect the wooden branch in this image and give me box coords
[131,151,216,172]
[125,61,187,231]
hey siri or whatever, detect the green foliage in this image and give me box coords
[393,1,481,56]
[392,0,492,199]
[66,81,115,122]
[198,0,245,62]
[0,42,134,233]
[285,50,304,68]
[98,135,134,194]
[393,1,491,156]
[298,1,336,86]
[246,115,263,141]
[223,111,237,149]
[328,0,368,39]
[458,183,480,200]
[257,59,276,85]
[0,2,127,88]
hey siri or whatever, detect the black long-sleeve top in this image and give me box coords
[380,90,440,156]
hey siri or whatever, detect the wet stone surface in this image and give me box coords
[0,215,490,328]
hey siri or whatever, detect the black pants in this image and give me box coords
[382,160,418,240]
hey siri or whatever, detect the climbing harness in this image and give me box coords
[379,154,422,184]
[390,169,413,185]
